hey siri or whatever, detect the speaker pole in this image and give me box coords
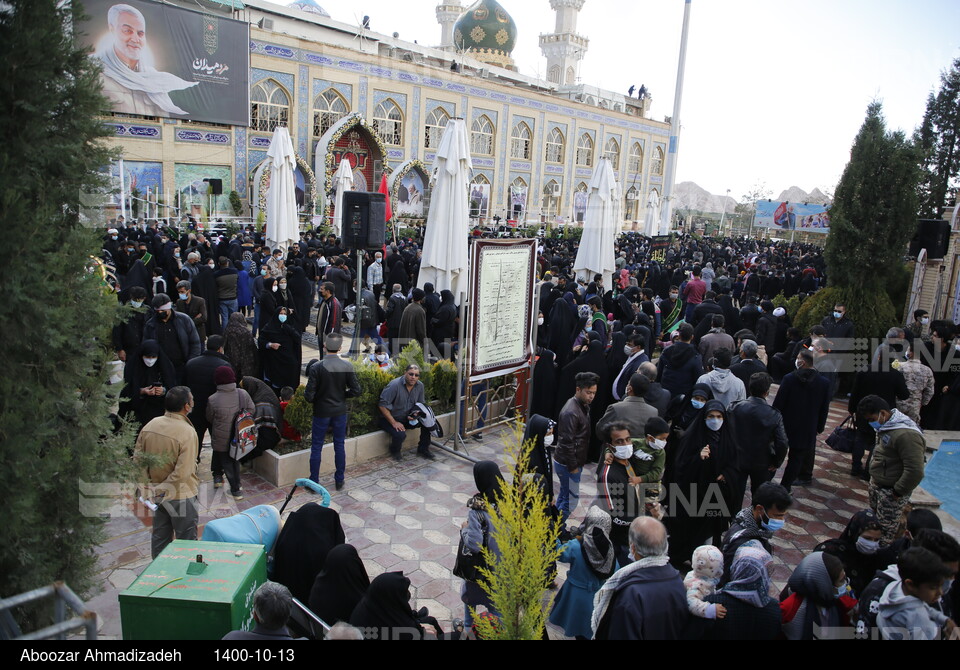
[352,247,363,358]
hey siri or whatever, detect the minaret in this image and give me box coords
[539,0,589,85]
[436,1,464,50]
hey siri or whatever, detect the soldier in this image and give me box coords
[896,343,935,426]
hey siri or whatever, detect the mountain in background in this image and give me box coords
[674,182,832,214]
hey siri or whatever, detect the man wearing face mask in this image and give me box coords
[858,395,927,547]
[597,425,646,567]
[612,333,650,401]
[730,372,789,507]
[174,280,208,347]
[720,482,793,582]
[773,349,831,491]
[113,286,148,363]
[144,294,202,384]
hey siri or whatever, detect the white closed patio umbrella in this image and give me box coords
[419,119,471,298]
[573,157,620,291]
[331,158,355,237]
[643,190,661,237]
[265,126,299,252]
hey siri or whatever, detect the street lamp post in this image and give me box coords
[719,188,730,236]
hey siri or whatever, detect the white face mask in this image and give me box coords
[648,437,667,451]
[921,318,930,326]
[376,354,388,362]
[624,346,635,356]
[543,432,555,447]
[143,358,158,368]
[272,285,278,293]
[614,445,634,460]
[538,318,545,327]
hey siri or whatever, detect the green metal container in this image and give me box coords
[119,540,267,641]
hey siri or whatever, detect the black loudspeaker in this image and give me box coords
[909,219,950,259]
[206,178,223,195]
[341,192,387,249]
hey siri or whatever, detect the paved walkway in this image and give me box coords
[84,391,956,639]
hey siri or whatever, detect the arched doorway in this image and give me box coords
[250,154,318,223]
[314,113,387,230]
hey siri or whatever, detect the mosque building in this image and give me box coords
[101,0,671,229]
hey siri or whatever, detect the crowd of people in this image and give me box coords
[106,218,960,640]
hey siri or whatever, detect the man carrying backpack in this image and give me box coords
[206,366,254,500]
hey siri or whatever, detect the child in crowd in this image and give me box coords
[278,386,302,443]
[684,545,727,620]
[877,547,957,640]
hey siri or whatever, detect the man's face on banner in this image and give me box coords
[113,10,146,67]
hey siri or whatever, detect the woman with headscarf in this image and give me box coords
[239,376,282,463]
[665,399,740,568]
[258,278,279,330]
[554,339,608,422]
[520,415,556,499]
[548,292,579,368]
[286,266,313,333]
[223,312,259,381]
[120,339,177,427]
[431,290,458,359]
[606,331,628,380]
[386,255,409,295]
[699,540,781,640]
[549,505,616,639]
[350,572,426,640]
[258,306,302,394]
[192,261,221,336]
[308,544,370,626]
[273,503,346,604]
[780,552,857,640]
[813,510,886,598]
[531,349,559,421]
[235,259,253,318]
[460,461,504,629]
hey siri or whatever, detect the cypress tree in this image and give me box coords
[819,102,920,336]
[0,0,135,619]
[915,57,960,219]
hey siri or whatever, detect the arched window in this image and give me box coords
[542,179,561,218]
[250,79,290,132]
[510,177,528,219]
[469,174,490,218]
[372,99,404,146]
[548,65,561,84]
[510,122,532,160]
[424,107,450,150]
[574,182,588,223]
[545,128,565,164]
[652,146,664,176]
[625,186,639,220]
[312,88,349,138]
[584,96,596,106]
[471,115,495,156]
[628,142,643,174]
[576,133,594,167]
[566,67,576,85]
[604,137,621,167]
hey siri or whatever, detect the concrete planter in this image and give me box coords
[254,412,455,488]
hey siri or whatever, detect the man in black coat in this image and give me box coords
[773,349,832,491]
[730,372,789,507]
[639,361,671,418]
[144,294,202,384]
[182,335,234,454]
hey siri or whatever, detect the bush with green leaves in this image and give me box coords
[283,385,314,443]
[347,359,394,437]
[472,425,561,640]
[229,190,244,217]
[794,286,896,341]
[430,359,458,412]
[770,292,805,321]
[387,341,433,400]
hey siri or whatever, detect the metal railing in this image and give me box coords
[0,582,97,640]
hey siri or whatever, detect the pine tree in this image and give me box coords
[915,57,960,219]
[821,102,920,336]
[0,0,135,621]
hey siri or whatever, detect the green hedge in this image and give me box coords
[794,286,897,340]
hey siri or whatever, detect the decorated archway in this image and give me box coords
[313,112,387,229]
[250,154,318,221]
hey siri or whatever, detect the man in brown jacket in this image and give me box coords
[134,386,200,558]
[554,371,599,525]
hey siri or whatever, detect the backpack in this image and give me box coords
[229,390,258,461]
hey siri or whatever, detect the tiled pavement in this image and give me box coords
[83,389,957,640]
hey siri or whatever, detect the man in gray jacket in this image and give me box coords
[596,374,659,443]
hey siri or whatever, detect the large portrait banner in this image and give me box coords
[78,0,250,126]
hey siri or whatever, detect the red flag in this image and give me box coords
[378,173,393,223]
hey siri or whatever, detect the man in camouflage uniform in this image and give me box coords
[895,345,935,426]
[857,395,926,546]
